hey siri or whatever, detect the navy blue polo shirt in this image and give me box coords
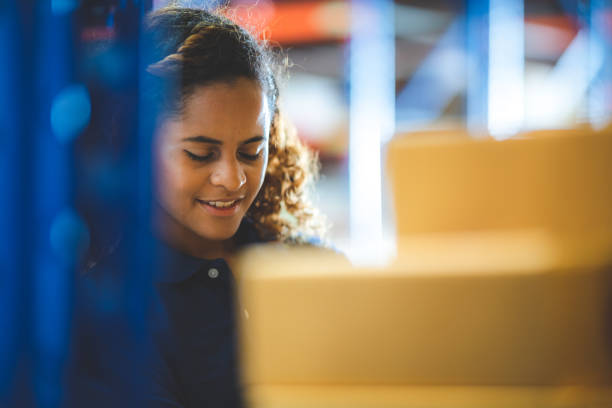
[69,219,267,408]
[150,244,243,407]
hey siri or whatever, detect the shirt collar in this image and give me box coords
[153,217,268,284]
[153,241,210,283]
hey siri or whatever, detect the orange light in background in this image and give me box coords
[524,15,579,59]
[226,0,350,44]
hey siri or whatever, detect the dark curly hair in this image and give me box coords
[144,6,326,243]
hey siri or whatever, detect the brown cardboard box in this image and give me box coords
[386,128,612,236]
[235,128,612,407]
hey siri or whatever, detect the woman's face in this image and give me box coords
[154,78,270,246]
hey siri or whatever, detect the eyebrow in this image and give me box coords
[182,135,265,145]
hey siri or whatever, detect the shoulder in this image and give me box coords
[282,233,347,259]
[284,233,325,247]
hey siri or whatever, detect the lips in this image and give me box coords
[196,198,243,217]
[201,199,239,208]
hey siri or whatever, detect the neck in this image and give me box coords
[153,204,235,260]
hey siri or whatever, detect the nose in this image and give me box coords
[209,157,246,192]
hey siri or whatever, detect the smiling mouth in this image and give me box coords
[200,199,240,208]
[196,198,243,215]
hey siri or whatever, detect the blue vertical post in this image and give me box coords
[589,0,612,128]
[0,0,25,404]
[348,0,395,265]
[2,0,153,404]
[31,1,85,407]
[466,0,489,134]
[63,1,152,404]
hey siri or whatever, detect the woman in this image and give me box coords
[71,5,324,408]
[146,4,325,405]
[146,7,323,250]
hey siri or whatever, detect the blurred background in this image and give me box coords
[163,0,612,260]
[1,0,611,406]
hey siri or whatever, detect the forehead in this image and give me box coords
[165,78,270,142]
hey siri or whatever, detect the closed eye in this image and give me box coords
[184,150,214,162]
[238,151,261,161]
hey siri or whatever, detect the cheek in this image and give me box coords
[156,154,199,205]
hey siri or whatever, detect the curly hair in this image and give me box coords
[144,6,326,243]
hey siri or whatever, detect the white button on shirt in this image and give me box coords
[207,268,219,279]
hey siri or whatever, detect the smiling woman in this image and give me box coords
[144,7,325,250]
[70,6,326,408]
[143,6,327,406]
[154,79,271,257]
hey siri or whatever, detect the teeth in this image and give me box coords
[206,200,236,208]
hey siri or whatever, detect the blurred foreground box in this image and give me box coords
[235,127,612,408]
[236,242,612,408]
[387,127,612,237]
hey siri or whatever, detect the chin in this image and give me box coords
[196,223,241,242]
[202,232,235,241]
